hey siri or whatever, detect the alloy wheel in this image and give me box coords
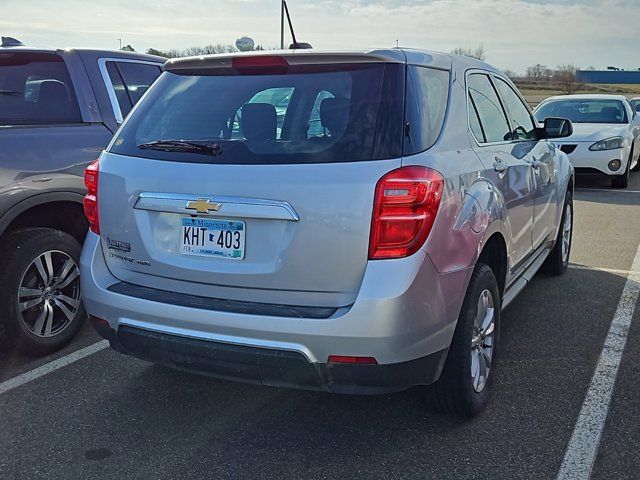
[17,250,81,338]
[471,289,495,393]
[561,204,572,264]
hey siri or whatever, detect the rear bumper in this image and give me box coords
[81,232,471,392]
[92,319,447,394]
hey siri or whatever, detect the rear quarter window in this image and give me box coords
[0,52,81,126]
[402,66,450,155]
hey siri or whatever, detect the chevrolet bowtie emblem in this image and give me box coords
[186,198,222,214]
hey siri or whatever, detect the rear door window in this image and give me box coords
[109,63,406,164]
[0,52,81,125]
[493,77,537,140]
[104,61,161,119]
[467,73,511,143]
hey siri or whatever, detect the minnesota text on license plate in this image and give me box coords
[180,218,245,259]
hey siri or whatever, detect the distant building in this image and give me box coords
[577,70,640,84]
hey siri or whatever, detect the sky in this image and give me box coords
[2,0,639,74]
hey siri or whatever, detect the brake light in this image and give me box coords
[231,55,289,75]
[83,160,100,234]
[369,166,444,260]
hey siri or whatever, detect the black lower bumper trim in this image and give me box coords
[100,325,447,395]
[106,282,338,319]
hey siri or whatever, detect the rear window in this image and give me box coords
[534,99,628,124]
[0,52,81,125]
[109,63,408,164]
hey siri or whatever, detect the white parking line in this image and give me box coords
[558,242,640,479]
[0,340,109,395]
[569,264,640,276]
[576,188,640,194]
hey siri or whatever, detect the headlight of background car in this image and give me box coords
[589,137,624,151]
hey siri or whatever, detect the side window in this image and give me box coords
[0,52,81,125]
[105,61,161,119]
[467,74,510,143]
[403,66,450,155]
[494,78,537,140]
[231,87,294,140]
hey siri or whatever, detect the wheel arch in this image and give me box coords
[476,232,508,298]
[0,193,88,245]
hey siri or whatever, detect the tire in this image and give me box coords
[428,263,501,418]
[0,228,85,356]
[611,160,630,188]
[543,190,573,276]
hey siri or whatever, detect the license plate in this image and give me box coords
[180,217,245,260]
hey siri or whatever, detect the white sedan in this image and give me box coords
[534,94,640,188]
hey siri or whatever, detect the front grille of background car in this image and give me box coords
[560,144,577,154]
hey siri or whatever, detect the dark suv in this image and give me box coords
[0,37,163,355]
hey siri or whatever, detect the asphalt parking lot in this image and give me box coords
[1,174,639,480]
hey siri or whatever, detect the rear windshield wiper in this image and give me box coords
[137,139,222,156]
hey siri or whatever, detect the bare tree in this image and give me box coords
[554,65,583,95]
[120,44,135,52]
[147,44,239,58]
[502,69,518,79]
[526,64,547,79]
[451,45,486,61]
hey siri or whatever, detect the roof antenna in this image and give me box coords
[1,36,24,47]
[283,1,312,50]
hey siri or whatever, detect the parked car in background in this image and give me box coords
[81,49,575,417]
[0,37,163,355]
[534,94,640,187]
[630,97,640,114]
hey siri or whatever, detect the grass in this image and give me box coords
[517,83,640,107]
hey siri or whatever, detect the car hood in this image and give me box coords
[563,123,627,143]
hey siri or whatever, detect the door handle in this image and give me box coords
[493,157,508,173]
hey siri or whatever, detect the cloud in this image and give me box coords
[2,0,639,73]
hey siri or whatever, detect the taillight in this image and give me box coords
[83,160,99,234]
[369,166,444,260]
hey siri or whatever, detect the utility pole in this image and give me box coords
[280,1,285,49]
[118,38,122,50]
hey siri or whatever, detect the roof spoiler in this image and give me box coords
[1,36,24,47]
[164,50,406,74]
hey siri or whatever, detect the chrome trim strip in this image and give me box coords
[135,192,300,221]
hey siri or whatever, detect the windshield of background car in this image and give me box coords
[534,99,628,124]
[0,52,82,125]
[109,63,409,164]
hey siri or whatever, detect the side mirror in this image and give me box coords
[543,117,573,139]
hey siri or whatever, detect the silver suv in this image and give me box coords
[80,49,574,417]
